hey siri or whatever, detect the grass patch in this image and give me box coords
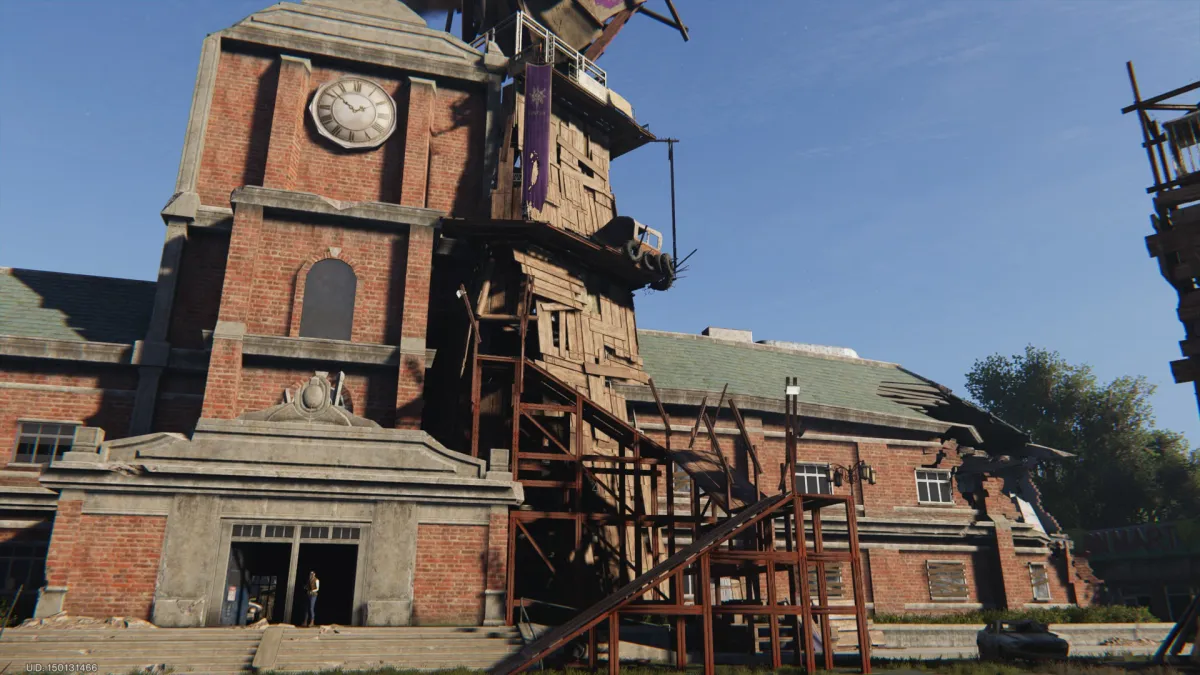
[873,606,1158,625]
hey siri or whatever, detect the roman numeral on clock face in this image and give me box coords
[371,121,386,134]
[353,81,362,93]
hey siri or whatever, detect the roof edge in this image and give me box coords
[636,329,904,369]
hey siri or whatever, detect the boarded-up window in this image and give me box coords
[806,563,845,600]
[1030,563,1051,601]
[926,561,969,602]
[299,259,356,340]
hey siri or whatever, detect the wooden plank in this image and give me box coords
[536,301,558,358]
[583,360,649,383]
[531,280,585,309]
[588,317,629,340]
[565,309,582,360]
[1155,182,1200,210]
[526,268,586,298]
[561,161,609,195]
[542,360,589,390]
[559,140,607,180]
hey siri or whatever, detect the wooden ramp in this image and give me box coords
[490,492,791,675]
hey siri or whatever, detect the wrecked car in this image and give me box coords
[977,619,1070,661]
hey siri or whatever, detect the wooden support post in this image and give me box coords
[813,507,834,672]
[765,520,782,669]
[608,613,620,675]
[675,615,687,668]
[700,553,715,675]
[846,497,872,674]
[506,510,518,625]
[589,626,598,670]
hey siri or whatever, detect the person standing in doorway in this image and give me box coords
[303,570,320,627]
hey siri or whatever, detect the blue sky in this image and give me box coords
[1,1,1198,443]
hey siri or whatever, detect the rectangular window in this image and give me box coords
[264,525,294,539]
[0,543,47,594]
[926,561,969,602]
[232,524,263,539]
[331,527,360,540]
[13,422,76,464]
[300,526,330,540]
[916,469,954,504]
[795,463,831,495]
[1029,563,1051,602]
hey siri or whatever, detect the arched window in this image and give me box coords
[299,259,356,340]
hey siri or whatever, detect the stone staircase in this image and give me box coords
[0,627,261,674]
[0,625,524,674]
[262,625,524,672]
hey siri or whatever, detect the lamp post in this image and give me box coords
[827,461,877,489]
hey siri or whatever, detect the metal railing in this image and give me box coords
[471,11,609,102]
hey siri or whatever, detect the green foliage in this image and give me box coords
[873,604,1157,625]
[965,345,1200,530]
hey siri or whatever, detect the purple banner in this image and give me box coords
[522,63,553,213]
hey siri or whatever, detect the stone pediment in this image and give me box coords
[239,372,380,428]
[223,0,506,84]
[41,370,521,506]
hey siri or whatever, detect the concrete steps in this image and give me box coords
[0,627,263,675]
[267,626,524,672]
[0,625,525,674]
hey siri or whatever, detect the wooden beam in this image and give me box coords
[584,3,645,61]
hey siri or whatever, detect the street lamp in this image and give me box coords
[827,461,877,488]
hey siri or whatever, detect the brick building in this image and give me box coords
[0,0,1092,629]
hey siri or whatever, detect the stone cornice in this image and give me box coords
[0,335,132,364]
[219,0,507,85]
[230,186,444,229]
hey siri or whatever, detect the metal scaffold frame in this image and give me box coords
[459,288,872,674]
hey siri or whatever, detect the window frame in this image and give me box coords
[926,560,970,602]
[915,469,954,505]
[795,463,832,495]
[0,542,48,596]
[12,421,78,465]
[1029,562,1052,602]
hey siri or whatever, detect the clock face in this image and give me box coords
[309,77,397,150]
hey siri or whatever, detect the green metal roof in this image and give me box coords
[0,268,155,344]
[637,330,937,422]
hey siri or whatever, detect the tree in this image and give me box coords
[965,345,1200,531]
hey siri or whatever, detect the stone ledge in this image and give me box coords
[231,186,443,228]
[241,334,436,367]
[0,335,132,364]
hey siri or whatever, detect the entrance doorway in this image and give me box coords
[292,543,359,626]
[221,542,290,625]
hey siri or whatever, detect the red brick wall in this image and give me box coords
[45,500,167,619]
[197,51,277,207]
[0,366,138,463]
[167,230,229,350]
[238,217,408,344]
[235,366,397,427]
[868,549,994,614]
[194,50,486,213]
[486,512,508,591]
[412,523,486,625]
[856,442,968,511]
[152,373,207,434]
